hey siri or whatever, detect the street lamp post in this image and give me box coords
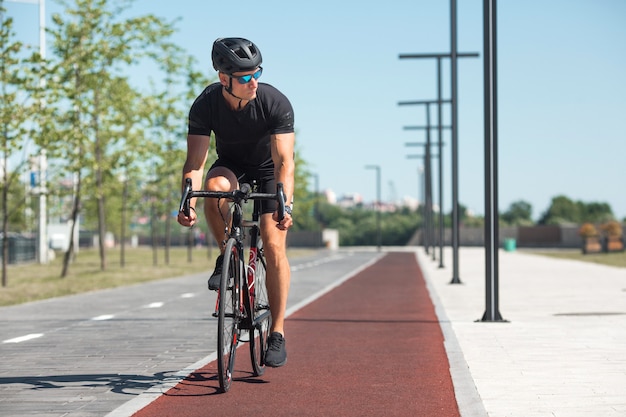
[399,51,478,281]
[398,100,445,261]
[480,0,505,322]
[406,152,440,257]
[405,139,446,259]
[405,124,450,267]
[364,165,381,251]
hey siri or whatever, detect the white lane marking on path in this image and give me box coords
[91,314,115,321]
[145,302,164,309]
[2,333,44,344]
[290,254,347,272]
[4,290,198,347]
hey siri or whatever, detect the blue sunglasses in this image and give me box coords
[231,67,263,84]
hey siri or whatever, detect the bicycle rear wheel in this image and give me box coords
[249,238,272,376]
[217,238,241,393]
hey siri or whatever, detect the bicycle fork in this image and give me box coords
[212,256,247,320]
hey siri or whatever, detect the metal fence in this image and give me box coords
[0,234,37,265]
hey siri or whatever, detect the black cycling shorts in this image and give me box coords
[209,159,277,214]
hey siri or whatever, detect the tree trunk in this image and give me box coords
[2,152,8,287]
[120,177,127,267]
[97,182,106,271]
[61,173,81,278]
[164,212,170,265]
[151,199,157,266]
[93,93,107,271]
[187,227,193,263]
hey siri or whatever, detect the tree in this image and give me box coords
[314,203,421,247]
[539,195,614,225]
[143,55,212,266]
[580,202,613,224]
[501,200,533,226]
[0,7,42,286]
[43,0,187,274]
[289,144,317,232]
[447,202,483,227]
[538,195,580,225]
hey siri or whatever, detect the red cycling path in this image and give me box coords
[131,252,460,417]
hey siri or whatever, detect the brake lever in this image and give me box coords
[179,178,192,216]
[276,182,286,222]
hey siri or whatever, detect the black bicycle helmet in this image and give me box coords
[212,37,263,75]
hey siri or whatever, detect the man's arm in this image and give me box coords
[178,134,210,227]
[271,132,295,228]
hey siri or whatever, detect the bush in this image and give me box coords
[578,223,599,237]
[601,220,623,238]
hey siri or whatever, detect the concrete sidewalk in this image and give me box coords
[417,247,626,417]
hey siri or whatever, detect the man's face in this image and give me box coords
[220,67,262,101]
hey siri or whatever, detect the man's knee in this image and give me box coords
[205,176,234,191]
[205,167,238,191]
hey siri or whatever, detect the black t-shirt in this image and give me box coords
[188,82,295,171]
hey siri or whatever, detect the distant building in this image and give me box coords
[337,193,363,209]
[323,189,424,212]
[323,189,336,204]
[400,196,420,211]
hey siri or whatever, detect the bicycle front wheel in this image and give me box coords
[217,238,241,393]
[249,238,272,376]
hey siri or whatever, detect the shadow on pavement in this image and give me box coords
[0,371,178,395]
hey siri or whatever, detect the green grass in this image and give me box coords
[527,249,626,268]
[0,246,314,307]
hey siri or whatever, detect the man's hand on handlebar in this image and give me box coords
[273,209,293,231]
[178,208,197,227]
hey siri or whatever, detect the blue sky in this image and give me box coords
[7,0,626,220]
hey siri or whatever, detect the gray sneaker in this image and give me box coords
[208,255,224,291]
[264,332,287,367]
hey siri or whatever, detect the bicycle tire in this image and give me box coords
[217,238,240,393]
[249,237,272,376]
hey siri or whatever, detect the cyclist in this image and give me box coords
[177,37,294,368]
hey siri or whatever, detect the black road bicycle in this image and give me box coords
[179,178,286,393]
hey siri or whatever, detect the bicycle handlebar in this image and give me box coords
[179,178,287,221]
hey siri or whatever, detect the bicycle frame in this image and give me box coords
[241,201,271,330]
[200,191,272,330]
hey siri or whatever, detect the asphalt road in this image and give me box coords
[0,249,379,417]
